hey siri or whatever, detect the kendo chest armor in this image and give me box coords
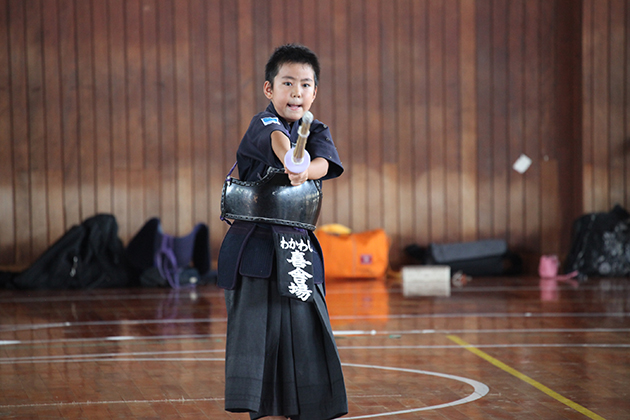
[221,167,323,231]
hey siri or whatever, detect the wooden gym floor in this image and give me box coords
[1,275,629,419]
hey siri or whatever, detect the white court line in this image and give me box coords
[336,343,630,350]
[0,317,228,332]
[0,348,225,363]
[0,290,223,304]
[333,327,630,336]
[0,358,490,419]
[331,311,630,320]
[2,312,628,333]
[0,333,225,345]
[341,364,489,419]
[2,327,629,347]
[2,341,629,365]
[0,281,612,304]
[0,396,224,410]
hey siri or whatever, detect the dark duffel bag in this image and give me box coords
[407,239,522,277]
[8,214,132,290]
[565,204,630,278]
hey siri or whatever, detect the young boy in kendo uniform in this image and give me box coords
[217,44,348,420]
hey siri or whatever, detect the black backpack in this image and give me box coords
[125,217,214,288]
[8,214,132,290]
[565,204,630,278]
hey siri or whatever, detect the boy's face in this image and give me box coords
[263,62,317,123]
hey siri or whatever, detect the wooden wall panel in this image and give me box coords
[411,0,429,245]
[59,0,81,236]
[41,0,65,247]
[397,0,410,249]
[444,0,461,244]
[555,0,582,255]
[2,0,626,274]
[380,0,398,247]
[459,0,477,242]
[349,0,367,233]
[365,0,384,232]
[157,0,176,234]
[141,0,160,222]
[507,0,524,248]
[490,0,508,240]
[539,0,561,255]
[25,0,47,262]
[190,0,209,227]
[612,0,628,208]
[331,0,351,228]
[75,0,95,221]
[627,0,630,209]
[522,0,542,266]
[427,0,445,242]
[9,0,30,264]
[174,0,193,234]
[475,0,493,242]
[582,0,629,214]
[316,0,337,226]
[92,0,113,217]
[0,0,14,265]
[126,0,145,233]
[206,0,228,254]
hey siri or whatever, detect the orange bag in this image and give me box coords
[316,228,390,278]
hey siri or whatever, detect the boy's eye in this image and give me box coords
[284,81,292,86]
[302,83,311,88]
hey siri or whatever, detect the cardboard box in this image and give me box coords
[402,265,451,297]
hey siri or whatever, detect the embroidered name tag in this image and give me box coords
[273,231,314,302]
[261,116,280,126]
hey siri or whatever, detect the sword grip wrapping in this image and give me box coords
[284,148,311,173]
[285,111,313,173]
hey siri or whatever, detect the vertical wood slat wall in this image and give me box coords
[0,0,627,271]
[582,0,630,214]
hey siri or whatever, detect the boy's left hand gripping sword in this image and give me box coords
[284,111,313,173]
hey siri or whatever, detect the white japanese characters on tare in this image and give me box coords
[280,235,314,301]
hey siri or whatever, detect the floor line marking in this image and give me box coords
[341,363,489,418]
[447,335,607,420]
[2,341,629,364]
[2,327,629,346]
[2,339,629,352]
[2,312,628,332]
[0,361,488,418]
[0,397,224,409]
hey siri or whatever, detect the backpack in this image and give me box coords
[125,218,214,288]
[565,204,630,278]
[8,214,132,290]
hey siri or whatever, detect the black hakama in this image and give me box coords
[224,273,348,420]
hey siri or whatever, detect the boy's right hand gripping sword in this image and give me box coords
[284,111,313,173]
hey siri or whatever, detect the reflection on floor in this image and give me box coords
[1,275,629,419]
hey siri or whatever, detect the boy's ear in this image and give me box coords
[313,85,317,101]
[263,81,273,99]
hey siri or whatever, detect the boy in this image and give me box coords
[218,44,347,420]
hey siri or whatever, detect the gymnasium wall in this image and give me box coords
[0,0,627,272]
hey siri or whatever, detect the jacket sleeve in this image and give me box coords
[304,120,344,180]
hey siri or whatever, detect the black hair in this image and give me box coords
[265,44,321,87]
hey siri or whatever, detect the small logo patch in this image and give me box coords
[261,117,280,126]
[360,254,373,265]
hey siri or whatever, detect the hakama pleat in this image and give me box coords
[224,273,347,420]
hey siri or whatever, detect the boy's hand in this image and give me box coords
[286,168,308,186]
